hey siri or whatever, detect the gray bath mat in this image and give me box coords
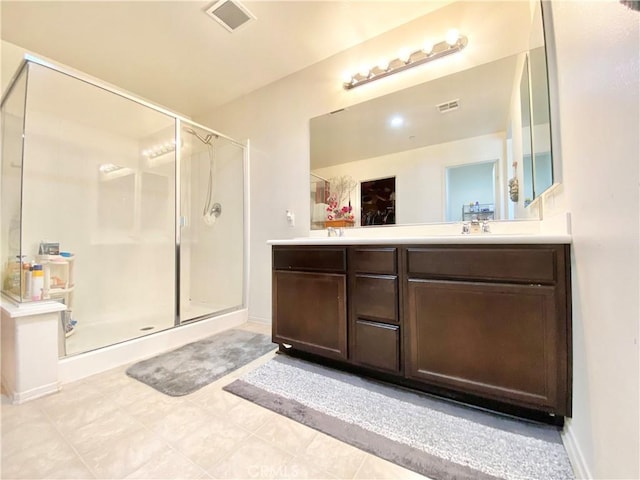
[224,355,574,480]
[126,329,275,396]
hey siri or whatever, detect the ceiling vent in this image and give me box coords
[206,0,255,33]
[437,99,460,114]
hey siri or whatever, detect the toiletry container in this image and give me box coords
[31,264,44,300]
[23,263,32,299]
[4,256,21,295]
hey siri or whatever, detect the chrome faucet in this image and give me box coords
[461,222,470,234]
[327,227,344,237]
[482,220,491,233]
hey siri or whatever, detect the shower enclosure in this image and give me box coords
[1,56,246,357]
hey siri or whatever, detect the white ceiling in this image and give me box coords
[1,1,450,118]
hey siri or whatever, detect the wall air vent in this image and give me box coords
[437,99,460,114]
[206,0,256,32]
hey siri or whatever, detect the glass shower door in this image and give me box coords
[20,62,177,355]
[179,122,244,322]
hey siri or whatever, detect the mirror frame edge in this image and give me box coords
[540,0,562,189]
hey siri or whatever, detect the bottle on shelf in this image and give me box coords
[31,264,44,300]
[3,256,21,296]
[23,262,32,299]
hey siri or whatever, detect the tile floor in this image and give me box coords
[1,322,429,480]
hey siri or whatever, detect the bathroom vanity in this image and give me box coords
[271,236,572,421]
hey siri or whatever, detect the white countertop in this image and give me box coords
[268,234,572,246]
[1,296,67,318]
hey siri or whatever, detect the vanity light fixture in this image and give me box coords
[342,29,468,90]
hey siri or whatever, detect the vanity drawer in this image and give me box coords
[354,274,398,323]
[273,247,347,273]
[406,246,559,284]
[350,247,397,274]
[352,320,400,373]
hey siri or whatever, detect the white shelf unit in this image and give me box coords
[36,254,76,338]
[36,254,75,308]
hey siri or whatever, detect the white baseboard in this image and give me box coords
[248,315,271,325]
[562,422,592,479]
[6,381,61,404]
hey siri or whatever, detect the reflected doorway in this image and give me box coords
[445,161,496,222]
[360,176,396,226]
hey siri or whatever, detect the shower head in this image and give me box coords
[184,126,217,145]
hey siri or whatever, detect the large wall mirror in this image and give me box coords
[310,1,553,230]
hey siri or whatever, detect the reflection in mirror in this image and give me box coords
[521,57,534,205]
[529,46,554,196]
[310,173,329,230]
[310,1,554,230]
[446,162,496,222]
[361,176,396,226]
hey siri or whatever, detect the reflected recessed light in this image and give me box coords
[390,115,405,128]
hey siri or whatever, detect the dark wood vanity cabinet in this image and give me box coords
[272,247,348,360]
[405,245,571,416]
[272,243,571,418]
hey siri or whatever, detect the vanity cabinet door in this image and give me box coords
[273,270,347,361]
[406,279,562,412]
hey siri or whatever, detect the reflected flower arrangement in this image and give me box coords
[325,175,357,221]
[326,194,354,220]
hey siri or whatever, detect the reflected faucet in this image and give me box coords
[327,227,344,237]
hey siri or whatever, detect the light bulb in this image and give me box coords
[398,47,412,64]
[342,71,354,85]
[423,40,434,55]
[377,58,390,71]
[359,65,371,78]
[446,29,460,46]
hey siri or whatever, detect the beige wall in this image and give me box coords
[543,2,639,478]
